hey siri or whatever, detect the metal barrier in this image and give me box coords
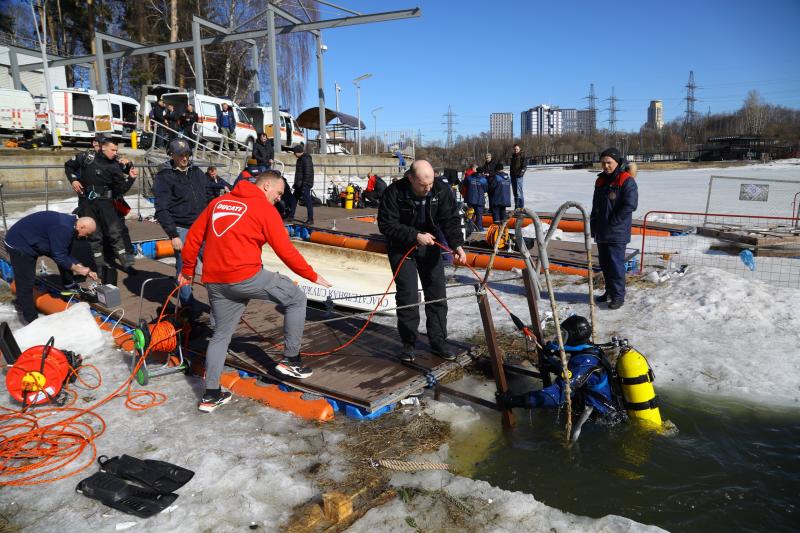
[0,163,168,230]
[639,210,800,288]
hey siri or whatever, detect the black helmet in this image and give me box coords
[560,315,592,345]
[168,138,192,156]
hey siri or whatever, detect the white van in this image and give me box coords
[95,93,140,143]
[155,90,257,150]
[241,106,305,149]
[37,87,112,143]
[0,88,37,137]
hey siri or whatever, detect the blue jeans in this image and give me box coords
[175,226,204,307]
[511,174,524,209]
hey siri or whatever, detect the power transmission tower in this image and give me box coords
[416,129,423,147]
[442,105,457,149]
[605,86,619,135]
[683,70,697,145]
[583,83,598,135]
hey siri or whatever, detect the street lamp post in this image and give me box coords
[353,73,372,155]
[371,106,383,154]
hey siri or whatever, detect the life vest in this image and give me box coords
[595,170,632,189]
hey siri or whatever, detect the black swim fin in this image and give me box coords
[76,472,178,518]
[98,454,195,494]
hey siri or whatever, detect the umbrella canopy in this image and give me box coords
[296,107,365,130]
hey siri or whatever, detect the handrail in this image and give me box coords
[512,202,595,444]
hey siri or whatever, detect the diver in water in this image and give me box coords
[496,315,624,426]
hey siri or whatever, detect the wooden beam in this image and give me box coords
[475,285,514,428]
[522,265,551,387]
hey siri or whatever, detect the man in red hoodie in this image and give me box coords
[179,169,332,412]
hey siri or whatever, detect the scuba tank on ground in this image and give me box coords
[345,184,355,209]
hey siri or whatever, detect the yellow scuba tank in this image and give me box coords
[616,346,662,428]
[345,184,355,209]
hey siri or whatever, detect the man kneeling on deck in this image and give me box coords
[179,170,332,413]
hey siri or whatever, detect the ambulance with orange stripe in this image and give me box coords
[35,87,114,144]
[241,106,305,151]
[0,88,37,138]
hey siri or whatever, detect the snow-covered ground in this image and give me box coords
[1,161,798,531]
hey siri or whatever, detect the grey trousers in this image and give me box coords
[204,269,307,389]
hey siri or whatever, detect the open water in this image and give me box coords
[448,389,800,532]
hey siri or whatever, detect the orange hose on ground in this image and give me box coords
[219,371,334,422]
[1,284,178,486]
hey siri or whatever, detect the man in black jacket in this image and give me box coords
[149,99,167,148]
[377,160,467,362]
[64,137,137,274]
[509,144,526,209]
[288,144,315,225]
[252,132,274,172]
[153,138,214,307]
[180,103,199,145]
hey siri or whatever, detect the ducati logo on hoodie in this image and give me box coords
[211,200,247,237]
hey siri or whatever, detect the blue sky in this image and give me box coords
[299,0,800,142]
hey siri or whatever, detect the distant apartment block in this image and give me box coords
[647,100,664,130]
[576,109,596,135]
[521,105,562,136]
[490,112,513,139]
[560,108,578,134]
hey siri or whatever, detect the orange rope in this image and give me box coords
[240,241,521,357]
[0,286,180,486]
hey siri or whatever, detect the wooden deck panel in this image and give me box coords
[697,225,800,247]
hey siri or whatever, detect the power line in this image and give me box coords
[442,104,458,149]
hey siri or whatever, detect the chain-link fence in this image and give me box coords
[639,210,800,288]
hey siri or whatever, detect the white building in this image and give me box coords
[647,100,664,130]
[521,105,562,136]
[0,45,68,96]
[560,108,578,134]
[489,112,513,139]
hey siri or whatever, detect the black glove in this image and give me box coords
[495,391,530,409]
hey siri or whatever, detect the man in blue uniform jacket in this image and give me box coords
[590,147,638,310]
[4,212,98,324]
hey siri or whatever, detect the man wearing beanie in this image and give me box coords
[590,147,638,309]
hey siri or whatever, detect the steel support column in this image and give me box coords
[95,33,108,93]
[8,50,22,90]
[266,5,282,150]
[192,20,204,94]
[316,34,327,154]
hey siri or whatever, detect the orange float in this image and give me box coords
[481,215,533,228]
[220,371,334,421]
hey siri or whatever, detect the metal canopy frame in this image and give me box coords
[16,3,420,151]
